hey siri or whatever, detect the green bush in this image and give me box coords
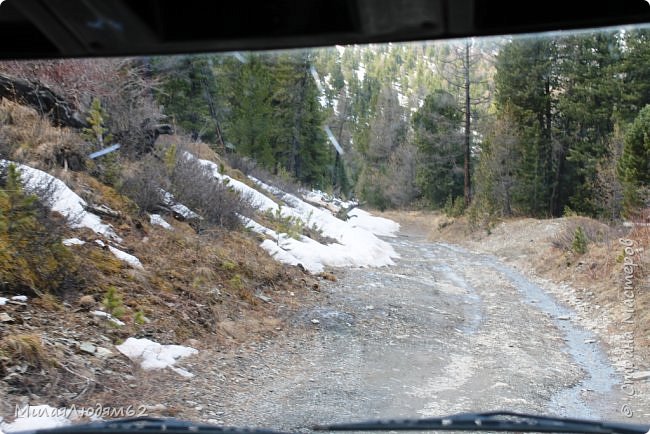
[102,286,125,319]
[0,164,75,295]
[572,226,588,255]
[563,206,578,217]
[443,194,465,217]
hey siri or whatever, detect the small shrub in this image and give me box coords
[134,310,146,325]
[170,152,253,230]
[102,286,125,319]
[552,218,610,251]
[83,98,120,186]
[0,163,76,295]
[272,205,303,243]
[563,205,578,217]
[228,274,243,291]
[572,226,588,254]
[221,260,237,271]
[119,156,165,214]
[443,194,465,218]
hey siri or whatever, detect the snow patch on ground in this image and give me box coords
[116,337,198,378]
[1,160,121,241]
[195,156,279,212]
[0,296,28,306]
[91,310,125,326]
[63,238,85,246]
[94,240,143,269]
[186,153,399,272]
[160,190,200,220]
[149,214,173,230]
[249,178,400,272]
[185,153,400,273]
[348,208,400,237]
[108,246,143,269]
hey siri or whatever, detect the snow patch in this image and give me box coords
[108,246,143,269]
[149,214,172,230]
[194,156,279,212]
[94,240,143,269]
[91,310,125,326]
[0,296,27,306]
[347,208,400,237]
[1,160,121,241]
[63,238,85,246]
[116,337,198,378]
[160,190,200,220]
[185,153,400,273]
[245,178,399,272]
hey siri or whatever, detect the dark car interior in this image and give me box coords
[2,0,650,59]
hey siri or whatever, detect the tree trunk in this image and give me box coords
[463,42,472,207]
[290,69,308,179]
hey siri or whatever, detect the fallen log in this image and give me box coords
[0,72,87,129]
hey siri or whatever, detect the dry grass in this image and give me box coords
[155,134,223,165]
[31,293,64,312]
[73,172,138,216]
[550,216,613,251]
[0,99,84,168]
[377,209,452,237]
[0,334,53,368]
[0,88,326,412]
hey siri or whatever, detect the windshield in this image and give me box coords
[0,22,648,433]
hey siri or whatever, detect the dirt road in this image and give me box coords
[170,228,624,430]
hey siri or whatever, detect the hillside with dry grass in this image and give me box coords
[0,98,327,414]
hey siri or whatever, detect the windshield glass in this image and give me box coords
[0,23,648,432]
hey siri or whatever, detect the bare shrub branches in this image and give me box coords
[170,153,253,230]
[0,59,167,156]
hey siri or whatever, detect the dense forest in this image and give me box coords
[3,26,650,225]
[149,27,650,223]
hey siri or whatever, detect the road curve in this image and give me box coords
[187,231,623,430]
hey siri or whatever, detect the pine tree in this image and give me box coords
[558,31,621,215]
[0,164,73,294]
[268,53,330,187]
[83,98,119,185]
[619,104,650,214]
[154,55,224,144]
[226,54,275,167]
[495,38,558,216]
[83,98,113,149]
[412,89,464,208]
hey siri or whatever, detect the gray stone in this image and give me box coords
[95,347,114,358]
[255,293,272,303]
[79,342,96,354]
